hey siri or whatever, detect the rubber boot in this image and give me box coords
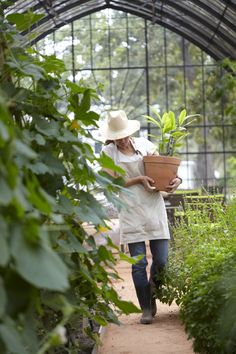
[135,284,153,324]
[149,278,157,317]
[150,284,157,317]
[150,276,162,317]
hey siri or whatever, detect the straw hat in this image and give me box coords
[100,110,140,140]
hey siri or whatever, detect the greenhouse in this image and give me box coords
[0,1,236,354]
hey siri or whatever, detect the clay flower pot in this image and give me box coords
[143,155,181,191]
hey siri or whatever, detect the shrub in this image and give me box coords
[156,196,236,353]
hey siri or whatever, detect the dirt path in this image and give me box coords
[98,249,194,354]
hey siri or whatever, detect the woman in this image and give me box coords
[100,110,181,324]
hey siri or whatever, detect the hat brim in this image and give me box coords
[100,120,140,140]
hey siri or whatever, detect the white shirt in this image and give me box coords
[102,137,157,164]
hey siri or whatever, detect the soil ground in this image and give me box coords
[97,246,195,354]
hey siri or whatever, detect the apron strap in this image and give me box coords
[130,138,143,156]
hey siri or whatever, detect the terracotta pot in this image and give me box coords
[143,155,181,191]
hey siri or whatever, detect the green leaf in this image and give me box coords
[27,178,52,214]
[79,89,91,113]
[11,226,69,291]
[15,139,37,159]
[0,177,12,205]
[106,288,140,314]
[35,119,60,137]
[6,12,45,31]
[4,271,32,317]
[58,195,75,215]
[114,299,141,314]
[143,115,162,128]
[178,109,187,126]
[0,233,10,267]
[38,152,65,175]
[120,253,144,264]
[34,133,46,145]
[98,153,125,175]
[163,113,173,133]
[183,114,200,125]
[168,111,176,130]
[0,121,10,142]
[161,112,169,125]
[28,162,49,174]
[150,106,162,120]
[0,277,7,317]
[0,318,30,354]
[21,63,45,80]
[39,54,66,74]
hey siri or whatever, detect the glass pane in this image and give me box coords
[184,40,202,65]
[128,15,145,66]
[182,126,203,154]
[73,25,92,69]
[166,30,183,65]
[204,65,222,119]
[91,28,109,68]
[148,25,165,66]
[149,67,167,111]
[54,26,72,69]
[167,67,184,110]
[226,153,236,189]
[185,65,204,115]
[36,34,54,55]
[110,28,128,67]
[224,126,236,150]
[178,157,199,190]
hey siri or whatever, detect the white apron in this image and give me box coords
[118,155,170,244]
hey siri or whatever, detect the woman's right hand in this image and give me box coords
[140,176,156,192]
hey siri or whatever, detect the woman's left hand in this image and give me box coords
[165,177,182,193]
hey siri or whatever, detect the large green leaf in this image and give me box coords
[11,227,69,291]
[6,13,45,31]
[98,153,125,175]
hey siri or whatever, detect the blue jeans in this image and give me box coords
[128,239,169,288]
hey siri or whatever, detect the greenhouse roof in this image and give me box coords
[3,0,236,60]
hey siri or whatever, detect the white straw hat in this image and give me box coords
[100,110,140,140]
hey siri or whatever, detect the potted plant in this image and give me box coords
[143,107,200,191]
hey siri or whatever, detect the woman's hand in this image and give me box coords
[140,176,156,192]
[166,177,182,193]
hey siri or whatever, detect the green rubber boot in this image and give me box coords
[135,284,153,324]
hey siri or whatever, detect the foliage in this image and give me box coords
[143,107,200,156]
[0,12,139,354]
[156,196,236,353]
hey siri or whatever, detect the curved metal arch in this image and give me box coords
[4,0,236,60]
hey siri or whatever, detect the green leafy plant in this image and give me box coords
[0,11,139,354]
[156,196,236,354]
[143,107,200,156]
